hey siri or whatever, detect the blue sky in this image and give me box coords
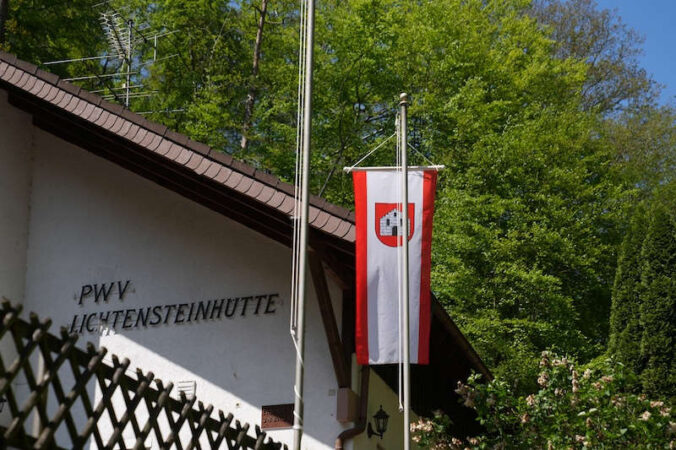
[595,0,675,105]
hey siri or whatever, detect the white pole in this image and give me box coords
[399,92,411,450]
[293,0,315,448]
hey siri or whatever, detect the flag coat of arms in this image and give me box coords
[353,169,437,365]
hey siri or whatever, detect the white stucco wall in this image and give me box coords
[0,90,35,429]
[0,89,34,303]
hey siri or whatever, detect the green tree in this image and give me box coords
[115,0,250,153]
[531,0,658,114]
[609,203,648,376]
[122,0,631,388]
[240,0,270,152]
[532,0,676,202]
[639,199,676,399]
[3,0,106,79]
[605,105,676,197]
[0,0,8,46]
[407,0,625,387]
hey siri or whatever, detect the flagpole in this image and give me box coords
[399,92,411,450]
[293,0,315,448]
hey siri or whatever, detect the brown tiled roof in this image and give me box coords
[0,51,356,243]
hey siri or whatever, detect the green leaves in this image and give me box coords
[5,0,108,78]
[609,197,676,402]
[609,203,648,375]
[638,200,676,400]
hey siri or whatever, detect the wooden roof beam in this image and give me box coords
[308,251,350,388]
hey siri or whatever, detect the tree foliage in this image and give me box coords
[609,203,647,376]
[3,0,106,79]
[609,194,676,401]
[531,0,657,114]
[638,200,676,400]
[605,105,676,197]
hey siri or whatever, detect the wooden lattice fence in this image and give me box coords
[0,300,286,450]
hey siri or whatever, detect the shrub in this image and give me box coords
[411,353,674,449]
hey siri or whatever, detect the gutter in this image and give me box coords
[335,366,370,450]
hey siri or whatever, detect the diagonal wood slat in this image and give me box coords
[135,378,173,449]
[163,392,197,449]
[35,328,81,447]
[0,300,287,450]
[34,344,108,449]
[5,318,52,441]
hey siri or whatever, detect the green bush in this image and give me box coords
[411,353,674,449]
[638,202,676,400]
[608,203,647,377]
[608,199,676,401]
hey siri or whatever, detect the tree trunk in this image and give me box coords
[240,0,268,152]
[0,0,9,47]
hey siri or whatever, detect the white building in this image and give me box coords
[0,52,490,450]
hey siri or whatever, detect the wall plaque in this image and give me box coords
[261,403,294,430]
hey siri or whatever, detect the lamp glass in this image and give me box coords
[373,405,389,434]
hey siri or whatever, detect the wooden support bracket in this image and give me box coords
[308,250,351,388]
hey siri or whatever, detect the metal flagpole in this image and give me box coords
[293,0,315,448]
[399,92,411,450]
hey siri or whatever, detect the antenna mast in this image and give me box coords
[125,19,133,107]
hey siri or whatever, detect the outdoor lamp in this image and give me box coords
[367,405,389,439]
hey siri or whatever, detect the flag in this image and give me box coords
[353,169,437,365]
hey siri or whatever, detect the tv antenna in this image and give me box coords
[100,11,133,106]
[43,3,179,110]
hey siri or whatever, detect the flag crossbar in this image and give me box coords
[343,165,444,173]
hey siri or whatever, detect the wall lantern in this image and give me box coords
[367,405,389,439]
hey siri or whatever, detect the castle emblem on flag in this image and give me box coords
[375,203,415,247]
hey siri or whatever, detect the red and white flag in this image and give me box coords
[353,169,437,365]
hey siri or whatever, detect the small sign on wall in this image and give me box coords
[261,404,294,430]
